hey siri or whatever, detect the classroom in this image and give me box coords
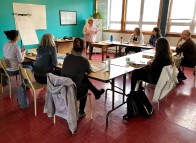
[0,0,196,142]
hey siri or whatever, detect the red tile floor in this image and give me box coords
[0,54,196,143]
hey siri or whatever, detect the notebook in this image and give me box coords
[91,64,105,72]
[128,60,148,67]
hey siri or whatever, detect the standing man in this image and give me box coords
[176,30,196,67]
[83,17,98,60]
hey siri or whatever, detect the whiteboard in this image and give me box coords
[13,3,46,29]
[14,15,39,45]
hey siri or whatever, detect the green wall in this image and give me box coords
[0,0,94,58]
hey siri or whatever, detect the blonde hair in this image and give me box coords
[88,17,94,23]
[134,27,141,35]
[39,34,55,47]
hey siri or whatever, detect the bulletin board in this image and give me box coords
[59,10,77,25]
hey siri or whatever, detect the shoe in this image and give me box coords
[123,114,132,121]
[78,111,86,118]
[95,89,105,100]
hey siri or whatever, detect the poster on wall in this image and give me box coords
[59,10,77,25]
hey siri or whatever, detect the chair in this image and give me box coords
[0,59,20,98]
[19,67,46,116]
[152,65,178,110]
[45,73,93,134]
[173,53,184,69]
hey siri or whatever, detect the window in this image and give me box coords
[126,0,160,31]
[105,0,161,31]
[108,0,123,30]
[168,0,196,34]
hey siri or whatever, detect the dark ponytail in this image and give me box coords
[73,38,85,53]
[4,30,19,41]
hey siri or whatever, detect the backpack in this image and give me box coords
[126,92,139,118]
[126,85,153,118]
[17,85,29,109]
[135,86,154,117]
[177,68,187,81]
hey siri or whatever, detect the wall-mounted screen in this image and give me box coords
[59,10,77,25]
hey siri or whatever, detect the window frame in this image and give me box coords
[166,0,196,37]
[100,0,163,34]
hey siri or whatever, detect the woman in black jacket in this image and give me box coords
[34,34,57,84]
[131,37,174,91]
[148,27,162,46]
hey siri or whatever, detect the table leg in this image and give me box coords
[105,75,127,128]
[123,74,126,102]
[101,46,104,62]
[89,47,92,60]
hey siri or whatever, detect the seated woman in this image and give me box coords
[3,30,33,75]
[125,27,144,55]
[148,27,162,46]
[34,34,58,84]
[61,37,104,118]
[123,38,174,120]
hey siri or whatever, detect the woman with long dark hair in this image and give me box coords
[123,38,174,120]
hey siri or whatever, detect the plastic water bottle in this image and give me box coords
[120,37,123,44]
[110,35,113,42]
[105,55,110,72]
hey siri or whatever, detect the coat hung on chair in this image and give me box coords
[44,73,78,134]
[153,65,179,103]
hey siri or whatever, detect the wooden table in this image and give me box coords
[55,38,73,54]
[90,41,154,61]
[25,52,151,127]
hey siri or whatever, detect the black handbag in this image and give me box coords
[125,92,140,118]
[135,86,154,117]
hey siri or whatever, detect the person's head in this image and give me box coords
[4,30,19,42]
[152,27,161,38]
[155,37,174,64]
[72,37,85,54]
[133,27,141,36]
[181,30,191,41]
[39,33,55,47]
[88,17,94,26]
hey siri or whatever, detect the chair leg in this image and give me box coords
[88,93,93,120]
[8,78,11,98]
[1,74,3,93]
[53,115,56,124]
[157,101,159,110]
[33,90,37,116]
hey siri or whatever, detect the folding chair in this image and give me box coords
[0,59,20,98]
[19,67,46,116]
[45,73,93,134]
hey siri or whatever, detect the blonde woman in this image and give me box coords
[34,34,57,84]
[83,17,98,59]
[125,27,144,54]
